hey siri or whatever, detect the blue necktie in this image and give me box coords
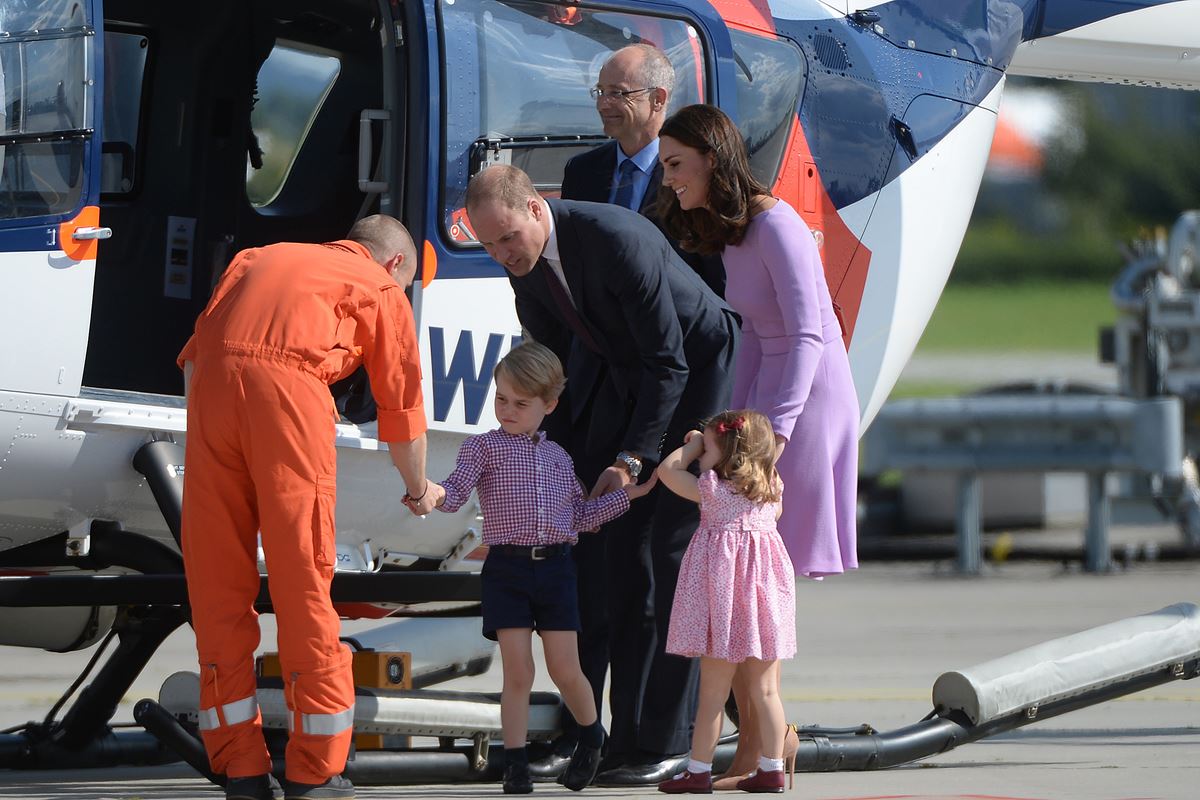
[612,159,640,210]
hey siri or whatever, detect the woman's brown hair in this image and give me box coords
[656,104,770,256]
[705,409,781,505]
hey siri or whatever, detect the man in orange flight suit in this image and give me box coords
[178,215,444,800]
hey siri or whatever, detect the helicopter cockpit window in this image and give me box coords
[439,0,706,246]
[0,4,91,222]
[730,29,806,189]
[246,42,341,209]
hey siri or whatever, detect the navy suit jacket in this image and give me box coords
[511,200,735,460]
[561,140,725,297]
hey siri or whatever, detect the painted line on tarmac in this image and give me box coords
[818,795,1159,800]
[782,691,1200,702]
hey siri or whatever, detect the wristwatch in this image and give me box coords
[615,451,643,478]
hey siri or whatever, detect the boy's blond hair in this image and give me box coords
[494,341,566,402]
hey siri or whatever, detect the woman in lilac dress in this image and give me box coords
[656,103,859,788]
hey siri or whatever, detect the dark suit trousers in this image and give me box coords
[567,314,739,758]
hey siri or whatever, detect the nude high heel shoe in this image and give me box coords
[782,724,798,790]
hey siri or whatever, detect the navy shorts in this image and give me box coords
[481,545,580,641]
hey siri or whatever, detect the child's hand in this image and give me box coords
[624,469,659,501]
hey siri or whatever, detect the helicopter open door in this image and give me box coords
[0,0,104,398]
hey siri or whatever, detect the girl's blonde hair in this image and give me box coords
[706,409,781,504]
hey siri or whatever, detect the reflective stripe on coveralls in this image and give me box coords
[286,704,357,737]
[197,695,260,731]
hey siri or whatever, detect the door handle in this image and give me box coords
[72,227,113,241]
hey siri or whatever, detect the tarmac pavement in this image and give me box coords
[1,553,1198,800]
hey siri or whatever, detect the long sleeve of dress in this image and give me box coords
[758,215,825,442]
[730,319,761,410]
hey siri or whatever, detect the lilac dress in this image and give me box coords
[723,200,859,577]
[666,471,796,662]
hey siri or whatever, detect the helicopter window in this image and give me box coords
[0,27,90,221]
[245,42,341,209]
[729,29,806,189]
[0,0,86,35]
[440,0,706,245]
[100,30,149,196]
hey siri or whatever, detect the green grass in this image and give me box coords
[914,281,1115,353]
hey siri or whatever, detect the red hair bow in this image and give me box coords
[715,416,744,434]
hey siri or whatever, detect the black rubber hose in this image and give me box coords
[131,441,186,547]
[134,699,223,785]
[795,717,972,771]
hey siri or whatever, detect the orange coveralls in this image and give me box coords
[177,240,426,784]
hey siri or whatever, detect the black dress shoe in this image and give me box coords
[528,750,571,781]
[594,752,689,786]
[528,736,576,782]
[559,730,605,791]
[503,762,534,794]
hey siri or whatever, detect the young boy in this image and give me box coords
[432,341,655,794]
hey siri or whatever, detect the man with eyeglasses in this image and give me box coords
[562,45,723,297]
[526,44,722,788]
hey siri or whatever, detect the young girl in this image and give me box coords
[655,409,797,794]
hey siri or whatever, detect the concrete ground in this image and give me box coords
[2,548,1198,800]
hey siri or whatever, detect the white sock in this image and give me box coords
[686,758,713,775]
[759,755,784,773]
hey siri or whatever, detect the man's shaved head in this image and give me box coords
[348,214,417,268]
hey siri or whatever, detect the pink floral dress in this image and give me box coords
[666,471,797,662]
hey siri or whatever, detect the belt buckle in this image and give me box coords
[531,546,547,561]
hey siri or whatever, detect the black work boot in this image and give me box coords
[226,773,283,800]
[283,774,355,799]
[503,761,535,794]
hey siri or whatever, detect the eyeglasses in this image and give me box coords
[589,86,656,101]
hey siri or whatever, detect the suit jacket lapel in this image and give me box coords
[639,159,664,216]
[549,202,614,358]
[590,141,618,203]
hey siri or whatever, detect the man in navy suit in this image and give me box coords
[560,44,724,296]
[467,165,737,785]
[553,44,725,785]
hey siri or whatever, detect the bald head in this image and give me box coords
[348,214,418,286]
[606,44,674,94]
[596,45,673,154]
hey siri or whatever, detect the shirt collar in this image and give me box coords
[542,204,560,265]
[496,427,546,444]
[617,138,660,177]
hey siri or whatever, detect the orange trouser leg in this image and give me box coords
[181,356,270,779]
[241,360,356,785]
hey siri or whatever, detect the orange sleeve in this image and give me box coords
[177,335,198,369]
[365,284,427,443]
